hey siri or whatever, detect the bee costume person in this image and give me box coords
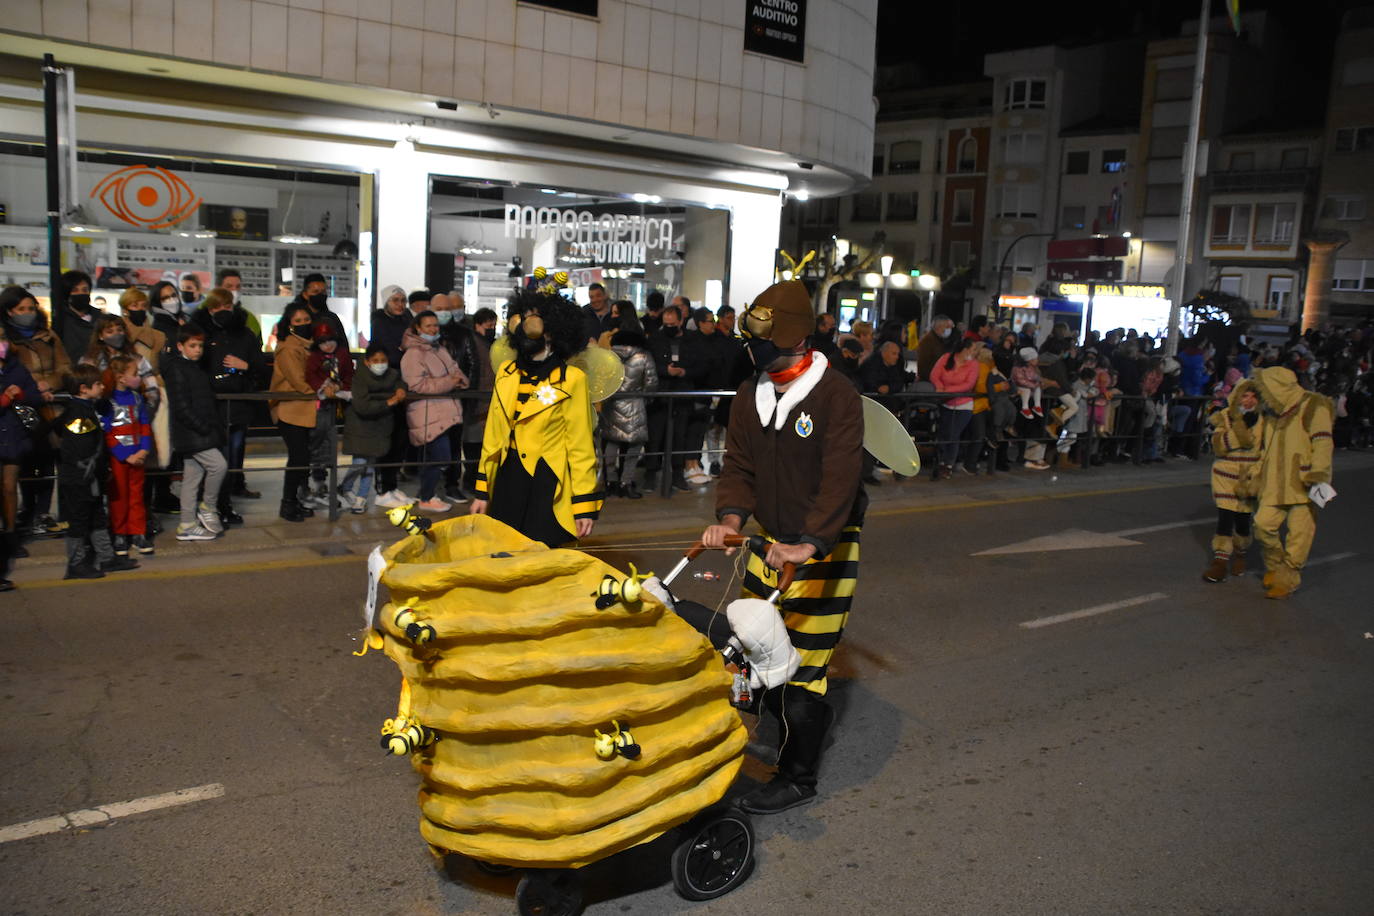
[470,290,603,547]
[701,279,866,815]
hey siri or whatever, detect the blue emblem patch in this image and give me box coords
[794,411,814,438]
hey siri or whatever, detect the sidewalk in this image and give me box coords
[8,448,1248,586]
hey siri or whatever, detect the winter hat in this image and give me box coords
[379,284,406,305]
[312,322,335,342]
[1018,347,1038,362]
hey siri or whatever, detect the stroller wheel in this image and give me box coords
[515,868,583,916]
[670,808,756,900]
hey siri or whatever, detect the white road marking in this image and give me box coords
[1019,592,1169,630]
[1110,519,1212,537]
[0,783,224,845]
[1306,552,1357,567]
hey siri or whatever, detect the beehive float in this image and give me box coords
[362,513,749,870]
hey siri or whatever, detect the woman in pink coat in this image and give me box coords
[400,311,468,512]
[929,336,984,479]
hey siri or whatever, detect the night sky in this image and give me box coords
[875,0,1349,86]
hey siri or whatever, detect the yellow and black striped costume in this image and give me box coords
[740,525,861,696]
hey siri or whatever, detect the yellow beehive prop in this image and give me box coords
[375,514,748,869]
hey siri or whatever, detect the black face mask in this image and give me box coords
[211,310,233,328]
[126,310,148,326]
[290,325,311,340]
[69,293,91,312]
[308,294,328,310]
[662,325,681,338]
[181,289,198,304]
[745,336,783,371]
[482,328,496,341]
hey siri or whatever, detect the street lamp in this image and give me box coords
[879,255,894,320]
[917,272,940,332]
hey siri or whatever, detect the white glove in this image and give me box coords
[639,576,675,613]
[726,598,801,690]
[1308,482,1336,508]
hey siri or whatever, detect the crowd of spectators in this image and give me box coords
[3,267,1371,591]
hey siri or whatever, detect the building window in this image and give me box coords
[1149,127,1188,158]
[1332,259,1374,290]
[872,148,885,177]
[889,140,923,174]
[1003,77,1047,110]
[1154,66,1192,101]
[952,189,974,224]
[798,197,839,227]
[1334,126,1374,152]
[931,190,940,223]
[851,193,882,222]
[995,185,1037,219]
[1065,150,1090,174]
[956,136,977,172]
[1000,132,1044,164]
[1323,196,1367,220]
[1218,275,1242,296]
[949,240,972,270]
[887,192,919,221]
[1145,184,1182,216]
[1253,203,1296,244]
[1210,204,1251,244]
[1280,148,1308,170]
[1101,149,1127,173]
[1228,151,1255,171]
[1061,205,1086,230]
[995,240,1037,275]
[1266,276,1294,311]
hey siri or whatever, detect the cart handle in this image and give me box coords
[664,534,797,597]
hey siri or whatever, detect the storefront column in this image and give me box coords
[1301,239,1343,333]
[374,147,430,293]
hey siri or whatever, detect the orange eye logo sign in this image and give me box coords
[91,165,202,229]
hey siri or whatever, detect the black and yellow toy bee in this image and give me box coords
[380,716,438,756]
[393,606,436,645]
[386,503,433,538]
[592,562,650,610]
[593,720,641,761]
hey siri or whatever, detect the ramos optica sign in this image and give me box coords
[504,205,675,266]
[745,0,807,63]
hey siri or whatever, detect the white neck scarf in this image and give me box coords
[754,352,829,430]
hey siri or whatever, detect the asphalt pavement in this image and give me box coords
[2,453,1372,915]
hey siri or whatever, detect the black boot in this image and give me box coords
[738,687,835,814]
[63,537,104,580]
[278,499,307,523]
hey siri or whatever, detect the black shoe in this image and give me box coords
[623,481,643,500]
[220,510,244,527]
[64,563,105,580]
[606,481,623,498]
[736,777,817,815]
[0,578,14,592]
[671,474,691,492]
[996,461,1012,472]
[147,515,163,537]
[12,542,29,559]
[130,535,155,555]
[709,462,722,477]
[152,498,181,515]
[278,501,308,523]
[233,486,262,499]
[112,535,130,557]
[100,557,140,573]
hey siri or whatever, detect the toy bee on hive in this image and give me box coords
[387,503,433,538]
[392,606,436,646]
[592,562,650,609]
[593,720,641,761]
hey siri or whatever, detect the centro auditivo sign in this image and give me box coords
[504,205,675,265]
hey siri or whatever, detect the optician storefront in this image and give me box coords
[1000,283,1177,343]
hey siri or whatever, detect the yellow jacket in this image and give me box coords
[475,361,603,532]
[1208,379,1264,511]
[1253,366,1334,506]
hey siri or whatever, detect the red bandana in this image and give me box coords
[768,349,814,386]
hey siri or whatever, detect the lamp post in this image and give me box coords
[993,231,1055,324]
[879,254,894,321]
[917,272,939,332]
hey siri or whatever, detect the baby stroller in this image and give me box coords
[357,514,797,915]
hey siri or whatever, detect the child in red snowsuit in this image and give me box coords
[101,355,153,557]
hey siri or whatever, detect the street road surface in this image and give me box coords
[2,468,1372,914]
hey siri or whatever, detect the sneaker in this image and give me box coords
[112,534,130,557]
[346,493,367,514]
[32,513,64,536]
[176,523,219,541]
[374,489,410,509]
[197,502,225,535]
[442,491,471,505]
[299,490,329,510]
[64,563,105,580]
[1024,460,1050,470]
[686,471,711,486]
[219,509,244,527]
[736,777,817,815]
[1020,408,1034,419]
[131,535,155,555]
[100,557,140,573]
[415,498,451,513]
[1032,406,1044,417]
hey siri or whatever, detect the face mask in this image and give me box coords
[938,327,952,339]
[126,310,148,326]
[308,294,327,310]
[663,325,680,337]
[290,325,311,340]
[368,362,389,377]
[483,327,496,341]
[10,311,38,329]
[435,311,452,325]
[745,336,782,371]
[70,293,91,311]
[162,297,181,313]
[181,289,198,304]
[231,290,242,305]
[419,331,440,344]
[211,310,233,328]
[103,332,126,349]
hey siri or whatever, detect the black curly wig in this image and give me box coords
[507,289,587,363]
